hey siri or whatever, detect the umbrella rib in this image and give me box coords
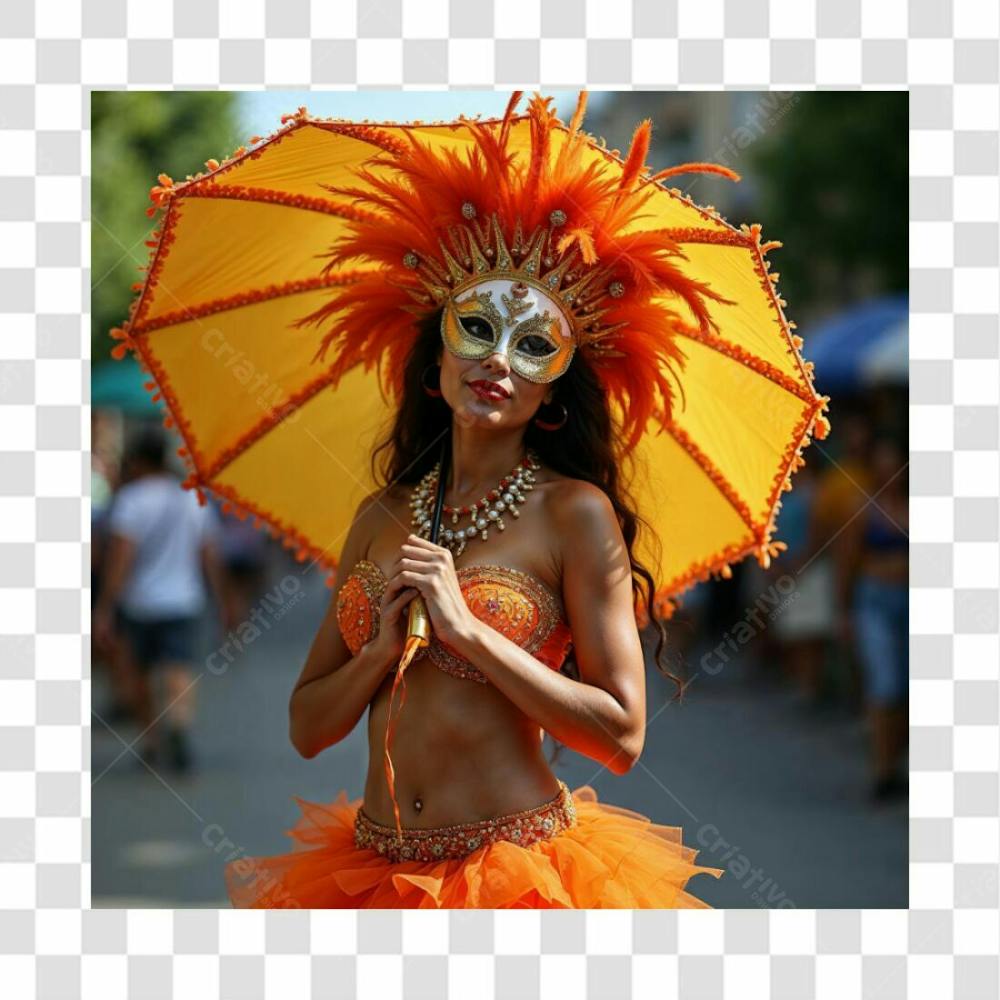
[656,226,818,397]
[656,396,823,604]
[673,326,816,404]
[179,184,382,223]
[129,271,375,335]
[200,367,341,483]
[665,421,758,535]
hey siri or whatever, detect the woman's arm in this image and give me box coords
[389,482,647,774]
[288,490,418,759]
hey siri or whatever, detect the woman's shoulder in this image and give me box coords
[345,485,410,559]
[354,483,409,512]
[536,473,617,533]
[535,474,625,585]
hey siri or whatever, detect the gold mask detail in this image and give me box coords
[441,279,576,384]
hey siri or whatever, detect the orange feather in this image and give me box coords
[618,119,652,195]
[650,162,742,184]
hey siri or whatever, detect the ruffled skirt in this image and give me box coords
[225,783,723,909]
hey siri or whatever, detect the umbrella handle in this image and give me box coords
[404,431,450,645]
[405,593,432,645]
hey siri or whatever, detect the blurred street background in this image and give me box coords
[91,90,908,908]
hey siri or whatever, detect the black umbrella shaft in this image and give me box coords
[428,431,450,543]
[405,430,450,642]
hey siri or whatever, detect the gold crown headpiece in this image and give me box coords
[400,204,628,357]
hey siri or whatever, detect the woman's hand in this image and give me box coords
[383,534,478,647]
[365,581,422,669]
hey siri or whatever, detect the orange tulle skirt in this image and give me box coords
[224,783,724,909]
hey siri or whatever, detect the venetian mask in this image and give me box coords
[440,278,576,384]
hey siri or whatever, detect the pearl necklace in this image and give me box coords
[410,448,541,557]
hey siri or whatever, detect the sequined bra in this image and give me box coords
[336,559,574,682]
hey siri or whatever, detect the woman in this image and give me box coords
[224,93,730,908]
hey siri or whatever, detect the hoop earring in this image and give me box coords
[533,400,568,431]
[421,363,442,398]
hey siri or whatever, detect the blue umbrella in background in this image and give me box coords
[804,295,908,393]
[860,314,908,387]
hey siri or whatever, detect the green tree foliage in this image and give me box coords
[91,91,242,361]
[749,92,908,310]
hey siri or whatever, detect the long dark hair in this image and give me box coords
[369,310,685,756]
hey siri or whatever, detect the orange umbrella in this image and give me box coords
[109,93,830,620]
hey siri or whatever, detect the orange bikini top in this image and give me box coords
[336,559,574,683]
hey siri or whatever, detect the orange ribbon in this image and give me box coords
[382,634,424,841]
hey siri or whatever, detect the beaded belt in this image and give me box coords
[354,780,577,863]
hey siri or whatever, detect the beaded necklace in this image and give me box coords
[410,448,541,557]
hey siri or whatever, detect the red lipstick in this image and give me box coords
[468,380,510,401]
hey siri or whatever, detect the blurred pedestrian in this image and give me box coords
[93,426,234,772]
[91,434,135,723]
[836,437,908,800]
[210,495,271,624]
[770,461,835,705]
[813,410,876,707]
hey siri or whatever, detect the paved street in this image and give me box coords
[93,556,906,909]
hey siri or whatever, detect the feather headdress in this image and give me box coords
[294,91,739,456]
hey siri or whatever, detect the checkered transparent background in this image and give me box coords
[0,1,995,997]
